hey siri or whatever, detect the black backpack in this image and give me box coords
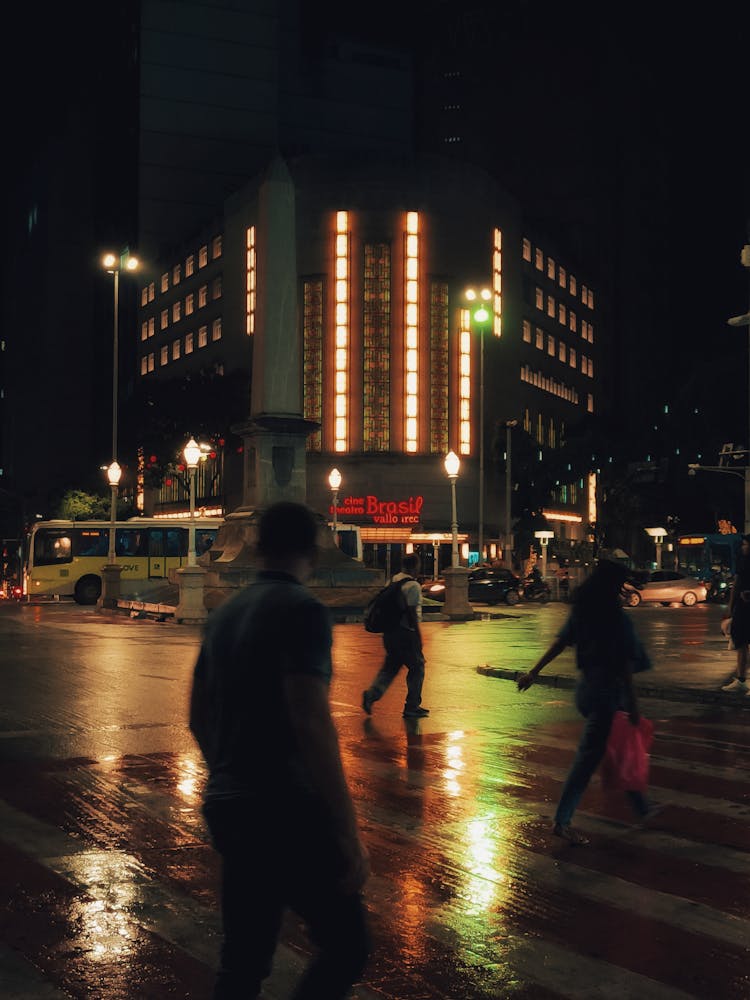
[363,577,411,634]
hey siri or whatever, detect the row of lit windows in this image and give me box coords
[140,281,222,339]
[139,320,222,374]
[246,226,256,335]
[523,322,594,376]
[522,238,594,308]
[458,308,472,455]
[493,228,502,337]
[334,211,350,452]
[520,364,580,404]
[534,289,593,338]
[139,237,223,306]
[404,211,420,453]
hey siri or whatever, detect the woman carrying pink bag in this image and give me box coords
[518,559,660,846]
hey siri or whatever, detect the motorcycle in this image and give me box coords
[707,573,732,604]
[521,575,552,603]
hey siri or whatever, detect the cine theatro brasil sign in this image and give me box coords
[330,495,425,526]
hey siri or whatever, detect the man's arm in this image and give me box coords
[285,673,369,894]
[517,637,567,691]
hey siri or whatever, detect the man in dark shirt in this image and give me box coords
[190,501,370,999]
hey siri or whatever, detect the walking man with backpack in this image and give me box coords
[362,552,429,719]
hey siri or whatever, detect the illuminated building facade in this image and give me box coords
[137,155,603,564]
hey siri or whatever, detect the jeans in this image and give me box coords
[366,628,425,711]
[204,797,370,1000]
[554,681,649,827]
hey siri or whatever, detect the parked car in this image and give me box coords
[622,570,708,607]
[422,567,521,606]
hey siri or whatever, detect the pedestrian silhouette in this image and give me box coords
[517,559,656,845]
[722,534,750,693]
[190,501,370,999]
[362,552,429,719]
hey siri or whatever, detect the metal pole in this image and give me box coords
[478,326,484,562]
[112,268,119,465]
[450,478,459,567]
[332,489,339,543]
[188,467,197,567]
[108,483,117,565]
[505,422,512,562]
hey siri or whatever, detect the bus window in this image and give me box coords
[33,529,73,566]
[148,531,164,558]
[116,528,145,557]
[166,528,186,557]
[75,529,108,557]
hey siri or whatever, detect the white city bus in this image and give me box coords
[24,517,223,605]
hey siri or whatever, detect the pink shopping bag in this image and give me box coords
[601,711,654,792]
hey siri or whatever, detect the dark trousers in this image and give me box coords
[204,798,370,1000]
[555,684,649,826]
[366,627,425,711]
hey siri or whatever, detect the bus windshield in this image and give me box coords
[676,533,741,580]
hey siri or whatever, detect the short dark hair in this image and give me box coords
[257,502,319,560]
[401,552,420,574]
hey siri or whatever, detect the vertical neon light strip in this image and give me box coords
[458,307,471,455]
[334,211,349,452]
[404,211,419,452]
[493,227,502,337]
[246,226,256,335]
[587,471,597,525]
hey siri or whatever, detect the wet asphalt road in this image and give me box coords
[1,599,749,999]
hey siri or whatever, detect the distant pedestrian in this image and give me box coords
[517,559,656,845]
[362,552,429,719]
[190,501,370,1000]
[722,534,750,693]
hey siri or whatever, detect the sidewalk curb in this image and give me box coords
[476,665,750,709]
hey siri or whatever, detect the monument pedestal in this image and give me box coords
[442,566,475,620]
[174,565,208,624]
[98,564,123,609]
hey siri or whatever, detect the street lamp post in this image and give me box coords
[505,419,518,566]
[534,530,554,578]
[328,468,342,544]
[106,461,122,564]
[688,462,749,534]
[184,438,201,566]
[465,287,492,561]
[102,251,139,476]
[645,526,667,569]
[444,450,461,567]
[726,242,750,533]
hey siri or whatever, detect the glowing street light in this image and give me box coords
[444,450,461,567]
[184,437,201,566]
[534,529,554,578]
[465,286,493,561]
[645,526,667,569]
[106,461,122,564]
[328,468,342,543]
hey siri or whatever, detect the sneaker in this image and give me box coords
[362,690,375,715]
[403,707,430,718]
[552,823,589,846]
[721,677,748,693]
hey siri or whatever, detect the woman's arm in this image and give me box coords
[517,637,567,691]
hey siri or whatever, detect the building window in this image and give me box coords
[199,245,208,268]
[141,288,149,307]
[185,293,194,316]
[587,393,594,413]
[199,284,208,308]
[523,408,531,433]
[458,307,471,455]
[535,327,544,350]
[246,225,256,335]
[570,311,577,332]
[535,247,544,271]
[404,210,420,453]
[588,323,594,344]
[430,280,449,455]
[537,413,544,445]
[522,319,532,343]
[148,282,155,302]
[547,334,555,356]
[212,318,222,341]
[492,227,502,337]
[535,287,544,310]
[570,347,577,368]
[547,295,555,318]
[160,345,168,366]
[549,418,556,448]
[581,283,587,304]
[588,288,594,309]
[172,301,181,323]
[547,257,556,280]
[303,279,324,452]
[172,339,180,360]
[559,341,567,363]
[363,243,391,452]
[140,356,148,375]
[186,254,194,277]
[569,274,577,296]
[160,309,169,331]
[212,235,223,259]
[198,325,208,348]
[558,266,566,289]
[173,264,182,286]
[185,332,194,354]
[140,321,148,342]
[212,276,222,300]
[522,237,532,262]
[147,352,155,372]
[148,317,155,338]
[161,272,169,293]
[334,210,350,453]
[558,303,566,325]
